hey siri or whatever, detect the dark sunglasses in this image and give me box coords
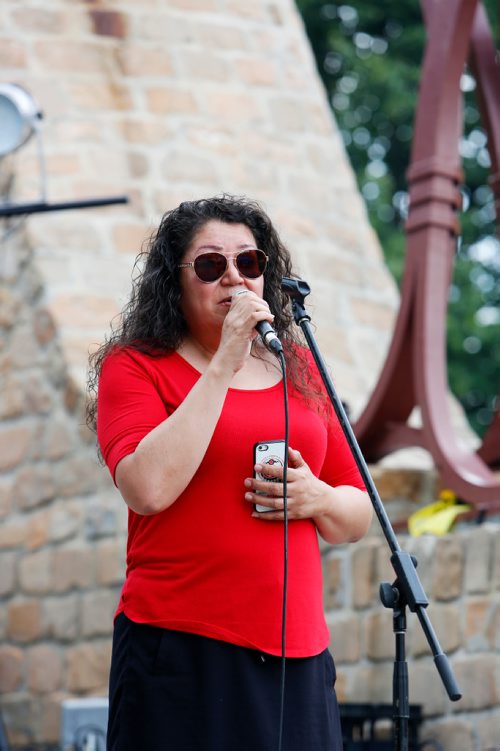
[178,249,268,283]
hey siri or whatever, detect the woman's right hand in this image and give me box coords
[115,291,275,515]
[213,289,275,374]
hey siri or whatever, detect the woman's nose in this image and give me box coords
[221,257,244,284]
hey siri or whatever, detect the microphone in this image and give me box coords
[256,320,283,355]
[233,289,283,356]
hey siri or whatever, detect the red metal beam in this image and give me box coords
[353,0,500,509]
[469,3,500,469]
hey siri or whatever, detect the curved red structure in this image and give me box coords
[353,0,500,509]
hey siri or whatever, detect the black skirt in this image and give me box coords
[107,613,343,751]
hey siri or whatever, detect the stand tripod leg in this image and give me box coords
[394,620,410,751]
[380,582,410,751]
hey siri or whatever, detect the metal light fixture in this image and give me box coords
[0,82,127,217]
[0,82,48,206]
[0,82,43,157]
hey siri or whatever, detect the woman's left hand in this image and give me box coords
[244,447,327,520]
[244,446,373,543]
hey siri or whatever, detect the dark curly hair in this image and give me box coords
[86,194,323,433]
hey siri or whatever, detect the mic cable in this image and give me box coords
[277,349,289,751]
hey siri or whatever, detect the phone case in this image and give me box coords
[253,440,286,513]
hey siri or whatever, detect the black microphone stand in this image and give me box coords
[281,277,462,751]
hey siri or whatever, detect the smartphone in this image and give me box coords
[253,440,286,513]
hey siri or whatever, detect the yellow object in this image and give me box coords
[408,492,471,536]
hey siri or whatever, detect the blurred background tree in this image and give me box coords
[296,0,500,437]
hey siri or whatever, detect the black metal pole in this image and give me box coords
[0,196,128,217]
[380,580,410,751]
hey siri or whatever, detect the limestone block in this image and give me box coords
[81,590,117,637]
[464,526,494,594]
[112,222,152,254]
[52,546,96,592]
[37,693,68,744]
[121,118,172,145]
[65,642,112,693]
[13,464,55,511]
[493,528,500,590]
[10,7,65,33]
[0,645,24,693]
[115,44,173,77]
[235,56,279,86]
[33,40,114,74]
[7,324,44,369]
[407,660,449,717]
[223,0,268,19]
[465,597,494,651]
[333,668,348,702]
[350,296,396,332]
[96,540,126,586]
[26,510,50,550]
[202,90,264,122]
[85,501,118,540]
[192,19,247,50]
[363,610,394,661]
[48,501,84,544]
[0,375,26,418]
[127,152,150,179]
[146,86,198,115]
[0,551,16,596]
[0,477,13,519]
[476,713,500,750]
[23,371,56,414]
[66,81,132,111]
[43,153,83,179]
[0,694,35,748]
[0,422,35,472]
[33,308,56,347]
[0,692,65,746]
[432,536,465,601]
[0,519,27,550]
[322,551,344,610]
[51,294,120,332]
[0,39,27,67]
[53,454,100,498]
[43,595,80,642]
[348,662,393,704]
[420,718,474,751]
[177,48,229,82]
[327,613,361,664]
[44,416,75,460]
[18,549,53,594]
[26,645,63,693]
[452,654,500,711]
[485,600,500,650]
[351,538,381,609]
[161,150,218,185]
[7,600,44,642]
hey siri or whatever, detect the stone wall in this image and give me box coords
[0,229,121,746]
[323,523,500,750]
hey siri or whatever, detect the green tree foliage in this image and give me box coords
[296,0,500,436]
